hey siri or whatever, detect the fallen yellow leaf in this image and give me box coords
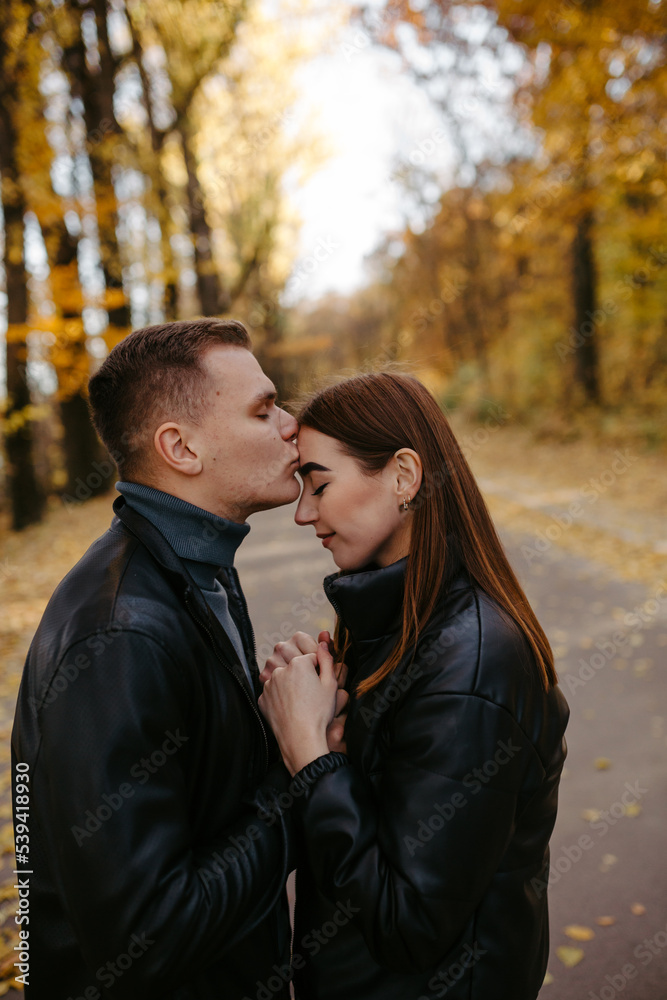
[594,757,611,770]
[631,903,646,915]
[596,916,616,926]
[624,802,641,817]
[542,971,554,985]
[556,945,585,968]
[564,925,595,942]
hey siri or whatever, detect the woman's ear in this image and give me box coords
[394,448,422,501]
[153,422,203,476]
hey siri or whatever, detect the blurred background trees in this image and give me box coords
[288,0,666,436]
[1,0,665,530]
[330,0,667,430]
[0,0,326,528]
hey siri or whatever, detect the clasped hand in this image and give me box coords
[258,631,349,777]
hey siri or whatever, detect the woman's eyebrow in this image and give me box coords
[298,462,332,476]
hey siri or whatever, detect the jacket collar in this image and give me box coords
[113,493,193,585]
[115,480,250,570]
[111,495,256,695]
[324,557,408,642]
[323,535,469,643]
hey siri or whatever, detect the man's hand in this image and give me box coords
[259,642,339,776]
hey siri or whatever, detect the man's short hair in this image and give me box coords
[88,318,251,479]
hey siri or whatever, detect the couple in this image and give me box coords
[11,319,569,1000]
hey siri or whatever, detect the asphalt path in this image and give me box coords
[237,502,667,1000]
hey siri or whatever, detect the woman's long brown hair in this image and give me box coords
[298,371,557,696]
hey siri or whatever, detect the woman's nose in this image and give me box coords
[295,492,317,526]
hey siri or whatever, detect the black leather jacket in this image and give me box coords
[11,496,293,1000]
[291,553,570,1000]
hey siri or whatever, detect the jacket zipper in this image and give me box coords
[185,591,269,773]
[229,567,259,669]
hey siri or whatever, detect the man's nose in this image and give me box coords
[278,407,299,441]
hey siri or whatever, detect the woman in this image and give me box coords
[259,371,569,1000]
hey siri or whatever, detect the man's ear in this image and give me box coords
[394,448,422,500]
[153,422,203,476]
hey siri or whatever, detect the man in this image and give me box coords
[11,319,319,999]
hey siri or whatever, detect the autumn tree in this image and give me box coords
[193,0,329,382]
[0,0,332,527]
[0,0,46,529]
[124,0,248,317]
[486,0,667,404]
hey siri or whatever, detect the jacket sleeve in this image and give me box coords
[294,687,542,973]
[35,630,292,997]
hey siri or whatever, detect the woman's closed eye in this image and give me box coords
[311,482,328,496]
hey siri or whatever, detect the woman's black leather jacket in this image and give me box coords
[291,552,570,1000]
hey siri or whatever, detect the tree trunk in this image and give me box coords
[127,16,179,320]
[461,211,490,393]
[60,392,113,498]
[0,103,46,529]
[571,209,600,403]
[47,2,129,500]
[153,174,179,322]
[181,128,228,316]
[62,2,132,348]
[47,218,113,496]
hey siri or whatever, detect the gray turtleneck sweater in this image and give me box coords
[115,481,254,686]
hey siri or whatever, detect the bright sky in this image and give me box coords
[284,22,451,303]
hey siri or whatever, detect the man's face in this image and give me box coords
[193,346,300,520]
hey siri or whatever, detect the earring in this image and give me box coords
[402,496,410,511]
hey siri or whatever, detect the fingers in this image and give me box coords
[334,689,349,717]
[293,631,320,655]
[259,656,284,684]
[259,663,274,684]
[335,662,348,689]
[317,629,333,651]
[260,632,319,684]
[325,712,348,754]
[314,630,345,689]
[289,652,319,673]
[316,641,337,689]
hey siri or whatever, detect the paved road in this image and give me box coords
[237,502,667,1000]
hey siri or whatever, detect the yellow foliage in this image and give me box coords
[2,404,51,435]
[268,333,333,358]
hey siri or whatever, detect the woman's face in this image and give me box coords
[295,427,413,571]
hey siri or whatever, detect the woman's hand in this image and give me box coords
[259,642,339,776]
[326,687,349,754]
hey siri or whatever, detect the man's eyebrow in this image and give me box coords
[251,388,277,406]
[298,462,332,476]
